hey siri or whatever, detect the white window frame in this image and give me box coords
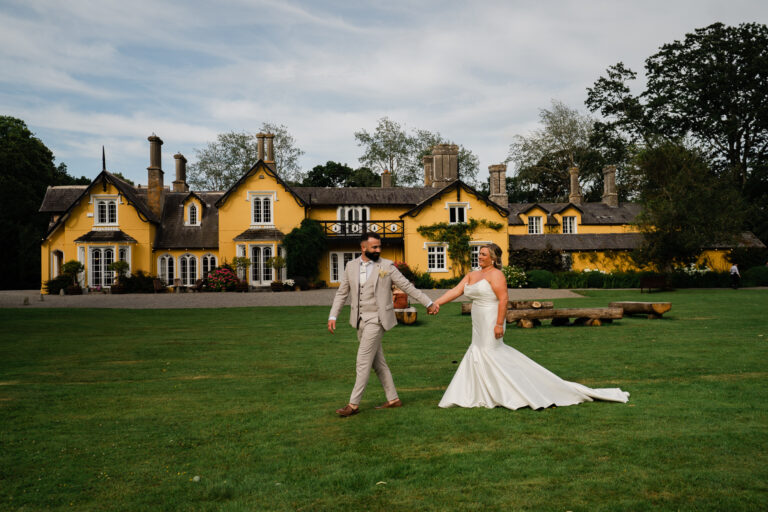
[446,202,469,224]
[469,241,491,271]
[562,216,577,234]
[202,253,217,278]
[249,244,275,285]
[426,243,448,272]
[89,246,115,288]
[158,254,175,285]
[118,245,131,274]
[329,251,361,283]
[179,254,198,286]
[92,195,119,227]
[337,206,370,234]
[528,216,542,234]
[249,191,276,226]
[186,203,200,226]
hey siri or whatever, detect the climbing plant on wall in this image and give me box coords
[417,219,504,276]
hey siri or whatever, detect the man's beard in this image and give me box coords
[364,251,380,261]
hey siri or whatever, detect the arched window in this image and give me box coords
[262,246,273,282]
[202,254,217,278]
[189,204,198,225]
[180,254,197,286]
[96,199,118,225]
[97,201,108,223]
[89,247,114,287]
[251,246,260,283]
[158,254,174,285]
[252,195,273,225]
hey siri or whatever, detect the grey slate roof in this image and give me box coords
[233,228,286,241]
[74,230,138,243]
[153,192,222,249]
[508,202,643,225]
[509,233,644,251]
[39,186,88,212]
[293,186,435,206]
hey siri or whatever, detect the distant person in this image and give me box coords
[730,263,741,289]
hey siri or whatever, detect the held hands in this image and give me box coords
[494,324,504,339]
[427,303,440,315]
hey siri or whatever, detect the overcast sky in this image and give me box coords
[2,0,766,186]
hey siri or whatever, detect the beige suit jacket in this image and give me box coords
[329,257,433,331]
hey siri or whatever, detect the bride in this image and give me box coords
[433,244,629,410]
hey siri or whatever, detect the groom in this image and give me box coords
[328,232,439,417]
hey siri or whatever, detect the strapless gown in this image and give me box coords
[438,279,630,409]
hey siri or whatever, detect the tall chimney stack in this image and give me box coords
[602,165,619,207]
[568,165,582,205]
[430,144,458,188]
[147,134,164,218]
[265,133,275,163]
[381,169,392,188]
[173,153,189,192]
[256,133,266,161]
[423,155,433,187]
[488,163,508,210]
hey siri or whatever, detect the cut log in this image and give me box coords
[508,300,553,310]
[395,307,418,325]
[506,307,623,323]
[609,301,671,317]
[461,303,472,315]
[518,319,535,329]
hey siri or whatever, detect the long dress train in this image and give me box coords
[438,279,629,409]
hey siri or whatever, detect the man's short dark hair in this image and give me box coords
[360,231,381,243]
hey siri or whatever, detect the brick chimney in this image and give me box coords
[381,169,393,188]
[256,132,266,161]
[264,133,275,163]
[430,144,458,188]
[602,165,619,207]
[568,165,582,205]
[423,155,433,187]
[488,163,508,209]
[147,134,164,218]
[173,153,189,192]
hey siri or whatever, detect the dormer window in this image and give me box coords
[95,198,118,225]
[562,216,577,234]
[528,216,542,234]
[187,203,200,226]
[446,202,469,224]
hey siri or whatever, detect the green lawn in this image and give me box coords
[1,289,767,511]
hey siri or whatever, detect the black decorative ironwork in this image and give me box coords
[317,220,404,239]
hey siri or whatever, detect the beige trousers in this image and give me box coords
[350,312,398,405]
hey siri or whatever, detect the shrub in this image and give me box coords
[436,277,462,289]
[44,275,71,295]
[525,269,554,288]
[501,265,527,288]
[585,270,606,288]
[283,219,326,280]
[207,267,240,291]
[395,261,436,289]
[508,248,565,272]
[728,247,768,269]
[742,266,768,286]
[121,271,156,293]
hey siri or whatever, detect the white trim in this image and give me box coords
[329,251,361,283]
[528,216,542,234]
[185,203,201,226]
[446,202,469,224]
[179,253,198,286]
[426,243,448,272]
[249,192,276,227]
[562,215,577,234]
[93,196,119,227]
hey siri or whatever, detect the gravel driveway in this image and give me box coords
[0,288,583,309]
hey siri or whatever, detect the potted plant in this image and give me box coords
[61,260,84,295]
[266,256,287,291]
[109,260,130,293]
[283,278,296,291]
[231,256,251,282]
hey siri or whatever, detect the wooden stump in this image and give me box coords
[461,303,472,315]
[609,301,671,318]
[395,307,417,325]
[509,300,553,310]
[518,319,535,329]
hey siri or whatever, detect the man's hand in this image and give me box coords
[428,303,440,315]
[328,319,336,334]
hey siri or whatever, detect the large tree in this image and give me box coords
[188,124,305,190]
[0,116,87,289]
[354,117,479,186]
[631,141,744,270]
[301,161,380,187]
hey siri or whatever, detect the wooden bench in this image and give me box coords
[506,307,624,328]
[640,276,668,293]
[610,301,671,319]
[395,307,417,325]
[461,300,553,315]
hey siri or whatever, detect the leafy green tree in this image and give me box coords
[345,166,380,187]
[0,116,84,289]
[632,142,744,271]
[302,161,353,187]
[188,124,305,190]
[411,129,480,186]
[282,219,326,280]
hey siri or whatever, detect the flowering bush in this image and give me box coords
[678,263,711,276]
[502,265,527,288]
[207,268,240,291]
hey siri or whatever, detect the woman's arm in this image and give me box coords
[490,271,508,339]
[434,274,470,307]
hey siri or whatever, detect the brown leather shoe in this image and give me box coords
[375,398,403,409]
[335,404,359,417]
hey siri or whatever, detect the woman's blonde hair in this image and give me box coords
[480,243,503,270]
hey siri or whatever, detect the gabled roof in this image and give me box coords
[553,203,584,214]
[153,192,222,250]
[509,233,644,251]
[233,228,286,241]
[215,160,307,208]
[399,180,509,219]
[181,190,207,208]
[293,186,434,206]
[42,171,159,238]
[39,186,88,212]
[508,202,642,226]
[518,203,551,215]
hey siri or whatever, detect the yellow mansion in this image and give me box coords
[39,134,757,291]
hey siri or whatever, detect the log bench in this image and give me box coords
[506,307,624,328]
[395,307,418,325]
[461,300,553,315]
[610,301,671,319]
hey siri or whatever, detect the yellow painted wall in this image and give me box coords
[402,188,508,280]
[569,251,640,272]
[216,164,306,264]
[318,244,401,287]
[40,182,155,292]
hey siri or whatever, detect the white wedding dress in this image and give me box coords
[439,279,630,409]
